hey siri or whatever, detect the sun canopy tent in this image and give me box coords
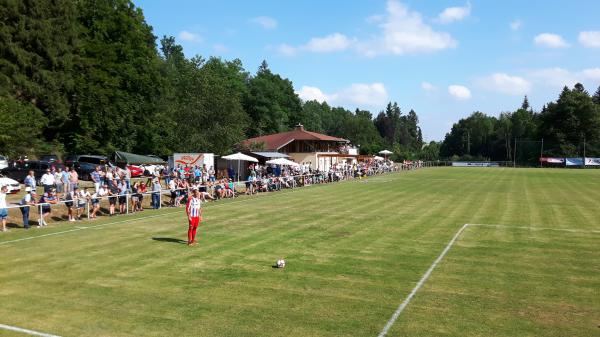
[114,151,166,165]
[373,156,385,161]
[266,158,300,167]
[222,152,259,181]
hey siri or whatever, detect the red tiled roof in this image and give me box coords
[242,126,349,151]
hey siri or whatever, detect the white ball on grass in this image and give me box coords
[276,259,285,268]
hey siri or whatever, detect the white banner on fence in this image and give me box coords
[452,162,500,167]
[585,157,600,166]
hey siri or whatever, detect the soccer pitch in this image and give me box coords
[1,168,599,337]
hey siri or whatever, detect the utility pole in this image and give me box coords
[467,131,470,155]
[513,138,517,168]
[540,138,544,168]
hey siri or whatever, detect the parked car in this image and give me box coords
[0,160,64,183]
[0,174,21,193]
[64,155,110,180]
[0,155,8,170]
[39,154,60,163]
[127,165,144,178]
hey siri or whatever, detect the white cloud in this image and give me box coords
[421,82,437,91]
[303,33,354,53]
[276,44,297,56]
[296,83,389,108]
[581,68,600,81]
[510,20,522,31]
[338,83,389,107]
[528,67,600,89]
[437,2,471,24]
[476,73,531,95]
[358,1,457,57]
[213,44,229,53]
[251,16,278,30]
[178,30,202,43]
[534,33,569,48]
[279,1,456,57]
[448,85,471,100]
[297,86,330,103]
[579,31,600,48]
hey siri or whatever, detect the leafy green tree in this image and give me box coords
[0,97,48,157]
[292,100,324,132]
[341,109,383,154]
[0,0,78,141]
[71,0,165,154]
[245,60,302,136]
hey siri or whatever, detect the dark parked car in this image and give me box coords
[64,155,110,180]
[0,160,64,183]
[39,154,61,163]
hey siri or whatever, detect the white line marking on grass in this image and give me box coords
[0,212,179,246]
[0,181,341,247]
[469,223,600,234]
[0,323,61,337]
[377,222,600,336]
[377,223,470,337]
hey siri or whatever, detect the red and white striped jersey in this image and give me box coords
[186,197,202,217]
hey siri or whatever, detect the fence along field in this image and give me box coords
[1,167,599,337]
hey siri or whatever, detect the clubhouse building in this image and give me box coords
[241,124,366,170]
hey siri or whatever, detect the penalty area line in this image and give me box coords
[377,223,470,337]
[377,222,600,336]
[0,323,61,337]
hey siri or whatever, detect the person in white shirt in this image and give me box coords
[0,185,8,232]
[20,187,37,229]
[40,168,56,193]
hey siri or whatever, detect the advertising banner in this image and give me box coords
[540,157,565,164]
[565,158,584,166]
[584,157,600,166]
[452,162,500,167]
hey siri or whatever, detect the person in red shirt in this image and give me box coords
[186,188,202,246]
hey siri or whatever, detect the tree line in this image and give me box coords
[0,0,425,161]
[439,84,600,164]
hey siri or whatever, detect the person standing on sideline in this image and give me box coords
[69,167,79,192]
[91,166,102,192]
[40,168,55,193]
[152,176,162,209]
[61,167,70,196]
[20,187,37,229]
[24,170,36,190]
[124,166,132,190]
[55,167,64,196]
[0,185,8,232]
[186,188,202,246]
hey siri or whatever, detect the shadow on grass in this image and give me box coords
[152,237,187,244]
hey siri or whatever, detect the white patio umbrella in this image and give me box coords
[222,152,258,181]
[266,158,300,167]
[373,156,384,161]
[378,149,393,160]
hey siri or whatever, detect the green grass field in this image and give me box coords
[1,168,599,337]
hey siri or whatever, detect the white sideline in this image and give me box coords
[469,223,600,234]
[377,222,600,336]
[377,223,470,337]
[0,323,61,337]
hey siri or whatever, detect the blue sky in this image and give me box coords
[135,0,600,141]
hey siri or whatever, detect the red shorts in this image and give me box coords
[189,217,200,227]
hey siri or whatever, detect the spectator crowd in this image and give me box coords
[0,159,407,232]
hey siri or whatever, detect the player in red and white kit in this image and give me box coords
[186,188,203,246]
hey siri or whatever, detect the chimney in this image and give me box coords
[295,124,304,131]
